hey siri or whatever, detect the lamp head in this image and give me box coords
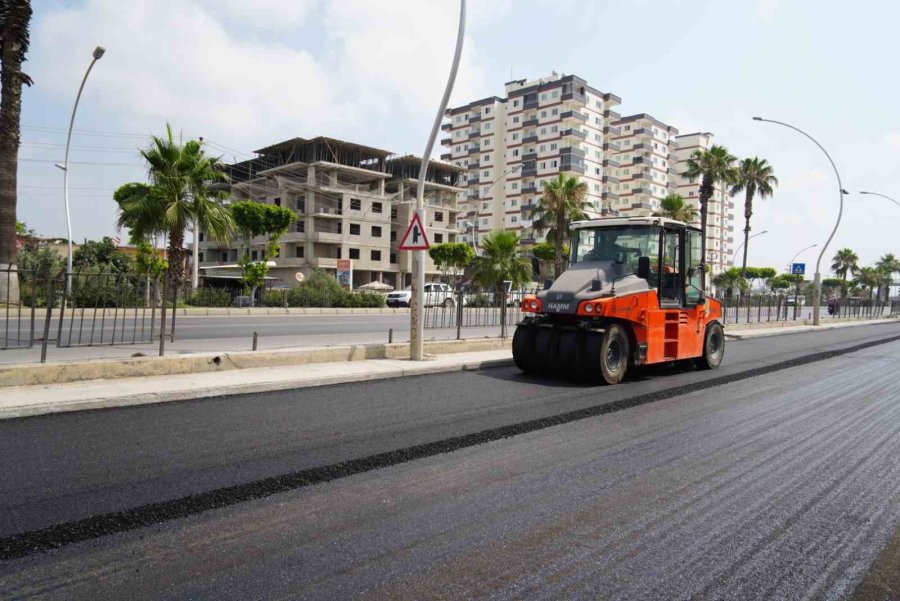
[841,188,849,195]
[752,116,763,121]
[859,191,871,195]
[93,46,106,60]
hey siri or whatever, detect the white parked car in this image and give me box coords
[386,283,456,308]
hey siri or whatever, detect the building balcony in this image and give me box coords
[310,204,343,217]
[560,145,585,157]
[310,231,343,243]
[522,117,538,127]
[469,190,480,199]
[563,128,587,140]
[561,91,587,104]
[523,97,538,110]
[469,112,481,122]
[561,110,587,122]
[521,166,537,178]
[522,134,538,144]
[441,137,452,145]
[441,122,452,131]
[468,131,480,139]
[468,160,480,169]
[440,152,452,161]
[468,145,480,155]
[522,152,537,161]
[468,176,480,185]
[560,162,585,175]
[521,184,538,194]
[520,202,536,212]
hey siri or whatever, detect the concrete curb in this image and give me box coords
[725,318,899,340]
[7,306,412,319]
[0,357,514,420]
[0,338,512,388]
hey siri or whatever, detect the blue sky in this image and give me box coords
[18,0,900,274]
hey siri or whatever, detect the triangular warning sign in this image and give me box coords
[398,212,430,250]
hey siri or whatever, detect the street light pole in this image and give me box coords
[56,46,105,288]
[787,243,818,273]
[859,191,900,208]
[731,230,768,265]
[753,117,848,325]
[410,0,465,361]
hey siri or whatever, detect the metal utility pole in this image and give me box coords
[56,46,105,290]
[411,0,466,361]
[753,117,847,325]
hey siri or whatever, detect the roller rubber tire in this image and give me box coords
[532,328,558,374]
[557,330,579,375]
[512,325,537,373]
[696,321,725,370]
[585,324,630,385]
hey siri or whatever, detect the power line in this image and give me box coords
[19,158,144,167]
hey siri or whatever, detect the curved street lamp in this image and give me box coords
[753,116,848,325]
[732,230,769,266]
[859,191,900,208]
[56,46,106,289]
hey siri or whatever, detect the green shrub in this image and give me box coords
[261,289,288,307]
[466,293,494,308]
[186,288,232,307]
[347,291,386,308]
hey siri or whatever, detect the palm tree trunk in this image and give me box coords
[741,189,753,280]
[0,19,28,305]
[698,174,713,291]
[167,227,185,291]
[191,221,199,290]
[554,211,565,279]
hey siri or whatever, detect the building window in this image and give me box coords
[371,250,381,261]
[483,154,490,163]
[198,252,204,262]
[435,211,444,222]
[390,252,397,263]
[295,246,304,258]
[372,202,382,213]
[274,197,281,206]
[199,232,204,242]
[513,116,520,124]
[336,248,342,259]
[552,108,559,116]
[513,149,519,157]
[485,107,491,115]
[391,207,398,220]
[349,248,360,260]
[350,223,361,235]
[512,133,519,141]
[296,220,305,233]
[350,198,361,211]
[221,252,228,262]
[371,225,382,237]
[483,170,489,178]
[550,143,557,150]
[434,233,443,243]
[541,110,547,118]
[511,216,518,223]
[251,250,258,260]
[390,229,397,242]
[513,99,519,107]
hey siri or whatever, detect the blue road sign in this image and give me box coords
[792,263,806,275]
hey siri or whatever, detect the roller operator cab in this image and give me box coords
[513,216,725,384]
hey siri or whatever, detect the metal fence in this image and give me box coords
[423,288,539,337]
[717,294,900,325]
[2,265,168,359]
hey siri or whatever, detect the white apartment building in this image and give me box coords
[196,137,463,289]
[608,114,679,216]
[441,73,622,248]
[673,132,736,276]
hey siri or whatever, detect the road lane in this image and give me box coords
[1,322,899,540]
[2,340,898,599]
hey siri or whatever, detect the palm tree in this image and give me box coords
[682,145,738,287]
[831,248,859,298]
[530,173,589,279]
[470,230,532,291]
[138,125,233,287]
[875,253,900,303]
[853,266,880,301]
[653,193,698,223]
[711,267,749,300]
[183,140,232,289]
[0,0,34,305]
[730,157,777,279]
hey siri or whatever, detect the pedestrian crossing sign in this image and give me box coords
[791,263,806,275]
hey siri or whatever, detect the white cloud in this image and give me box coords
[29,0,487,155]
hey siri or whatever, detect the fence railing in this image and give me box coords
[423,288,540,338]
[716,294,900,325]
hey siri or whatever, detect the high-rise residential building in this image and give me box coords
[673,132,736,276]
[607,114,679,216]
[441,73,621,247]
[196,136,464,289]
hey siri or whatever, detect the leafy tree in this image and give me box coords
[821,277,844,298]
[682,145,738,287]
[16,244,64,276]
[769,273,799,291]
[530,241,567,280]
[830,248,859,298]
[0,0,33,306]
[230,200,294,301]
[852,266,880,300]
[730,157,777,279]
[712,267,749,298]
[429,242,474,288]
[530,173,589,279]
[653,193,698,223]
[72,238,134,274]
[470,230,532,291]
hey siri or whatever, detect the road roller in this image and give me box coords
[514,216,725,384]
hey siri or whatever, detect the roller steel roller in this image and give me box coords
[514,217,725,384]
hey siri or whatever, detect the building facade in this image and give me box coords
[607,114,679,216]
[673,132,735,276]
[196,137,463,289]
[441,73,622,248]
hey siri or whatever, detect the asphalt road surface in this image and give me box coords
[1,322,899,599]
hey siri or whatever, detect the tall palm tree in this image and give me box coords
[530,173,589,279]
[711,267,749,300]
[852,266,880,301]
[470,230,532,291]
[682,145,738,287]
[653,193,698,223]
[831,248,859,298]
[730,157,777,279]
[0,0,33,304]
[875,253,900,303]
[120,125,233,288]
